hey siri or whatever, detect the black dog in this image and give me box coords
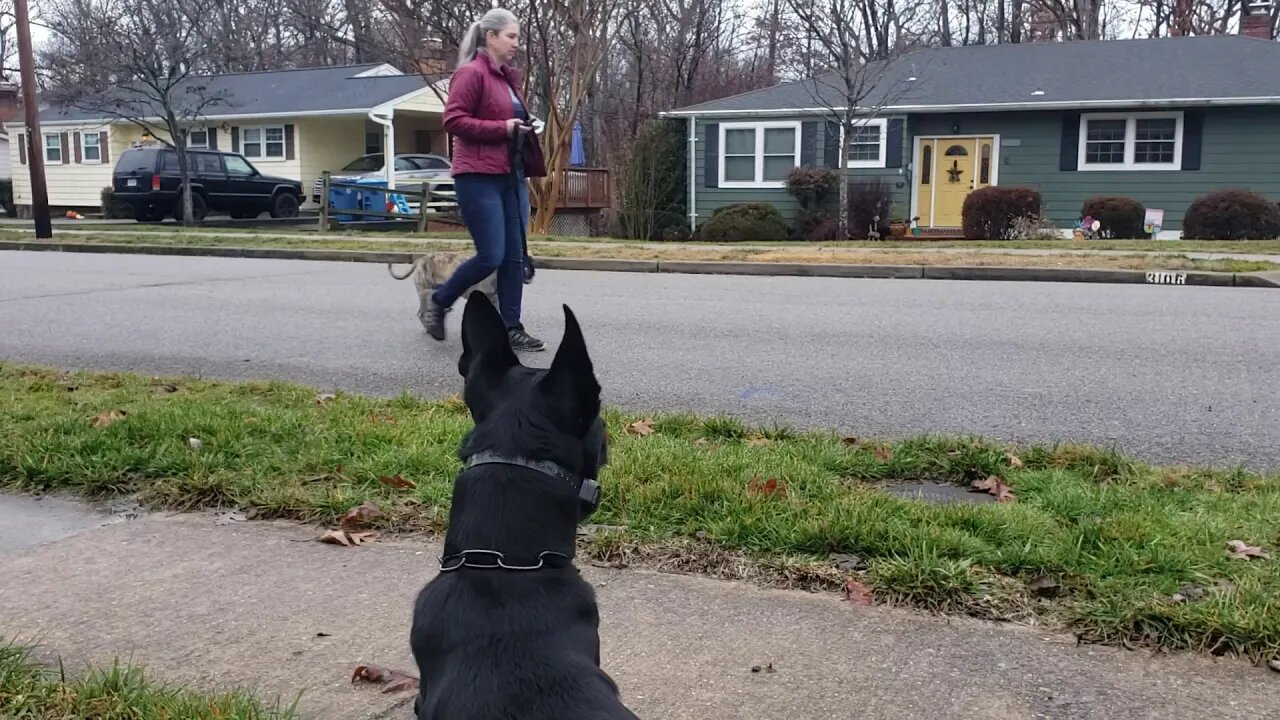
[410,291,638,720]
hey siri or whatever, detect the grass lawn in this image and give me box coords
[34,223,1280,254]
[2,364,1278,665]
[3,231,1276,273]
[0,639,297,719]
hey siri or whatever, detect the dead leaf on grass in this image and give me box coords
[624,419,655,437]
[1027,574,1061,598]
[351,665,419,693]
[152,383,180,394]
[693,438,711,446]
[377,474,416,490]
[339,501,382,532]
[1005,453,1024,469]
[315,392,337,405]
[843,578,875,607]
[747,436,772,447]
[1225,540,1270,560]
[747,476,787,497]
[872,445,894,462]
[971,475,1016,502]
[841,437,859,446]
[90,410,127,428]
[369,414,397,425]
[319,530,379,547]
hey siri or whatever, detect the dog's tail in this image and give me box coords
[386,262,416,280]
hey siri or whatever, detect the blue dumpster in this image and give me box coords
[327,185,360,222]
[353,177,412,220]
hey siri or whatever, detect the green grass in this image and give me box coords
[9,225,1280,254]
[2,364,1279,665]
[0,638,298,719]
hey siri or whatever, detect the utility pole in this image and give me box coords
[14,0,51,238]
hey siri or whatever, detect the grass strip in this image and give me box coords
[2,363,1278,665]
[3,231,1277,273]
[0,638,297,719]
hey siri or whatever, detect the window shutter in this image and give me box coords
[17,132,25,164]
[885,118,904,168]
[284,124,296,160]
[208,128,219,150]
[823,121,840,169]
[800,121,817,167]
[1060,112,1081,171]
[60,132,70,164]
[1181,110,1202,171]
[99,131,110,163]
[704,122,718,188]
[74,132,82,163]
[231,126,240,153]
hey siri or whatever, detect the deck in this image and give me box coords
[531,167,610,211]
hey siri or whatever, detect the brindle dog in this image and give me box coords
[409,291,638,720]
[387,252,499,333]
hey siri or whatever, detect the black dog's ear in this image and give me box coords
[458,290,518,380]
[541,304,601,430]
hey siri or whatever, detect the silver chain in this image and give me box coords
[438,549,572,573]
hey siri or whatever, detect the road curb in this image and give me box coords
[2,240,1276,288]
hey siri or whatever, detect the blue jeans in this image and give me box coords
[431,172,529,328]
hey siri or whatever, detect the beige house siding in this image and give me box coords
[391,88,446,114]
[296,116,367,205]
[6,122,121,208]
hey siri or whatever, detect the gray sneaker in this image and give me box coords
[421,296,449,341]
[507,326,545,352]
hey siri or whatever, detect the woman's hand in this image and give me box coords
[506,118,524,137]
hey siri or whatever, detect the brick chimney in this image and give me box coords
[1240,0,1275,39]
[0,83,19,124]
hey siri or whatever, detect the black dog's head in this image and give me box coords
[455,291,608,520]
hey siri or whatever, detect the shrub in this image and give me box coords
[0,178,13,217]
[1182,188,1280,240]
[962,186,1043,240]
[847,178,893,240]
[1081,196,1145,239]
[700,202,789,242]
[785,167,841,241]
[617,118,688,240]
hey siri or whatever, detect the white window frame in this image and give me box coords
[1078,111,1183,172]
[79,131,102,164]
[187,128,210,149]
[44,133,61,163]
[845,118,888,169]
[718,121,801,189]
[241,124,286,160]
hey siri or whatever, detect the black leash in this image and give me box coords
[503,73,536,285]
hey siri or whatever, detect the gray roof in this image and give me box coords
[667,35,1280,115]
[38,64,431,124]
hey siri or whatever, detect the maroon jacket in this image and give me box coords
[443,55,547,178]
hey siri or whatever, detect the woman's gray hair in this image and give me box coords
[456,8,519,67]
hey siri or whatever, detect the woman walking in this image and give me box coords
[423,7,547,351]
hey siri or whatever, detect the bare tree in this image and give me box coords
[41,0,231,225]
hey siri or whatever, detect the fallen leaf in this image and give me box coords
[369,414,397,425]
[971,475,1016,502]
[693,438,710,446]
[747,476,787,497]
[153,383,179,393]
[351,665,419,693]
[1006,453,1024,469]
[319,530,379,546]
[339,501,382,533]
[187,438,203,451]
[831,553,866,572]
[244,417,259,424]
[1171,583,1206,604]
[747,436,772,446]
[841,437,859,446]
[625,419,655,437]
[1268,658,1280,674]
[873,445,893,462]
[315,392,337,405]
[843,578,875,607]
[1027,574,1061,598]
[377,474,416,490]
[1225,540,1270,560]
[90,410,127,428]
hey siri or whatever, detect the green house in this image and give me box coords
[660,27,1280,238]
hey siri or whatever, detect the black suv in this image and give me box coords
[112,145,304,222]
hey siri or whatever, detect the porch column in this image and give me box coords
[384,110,396,190]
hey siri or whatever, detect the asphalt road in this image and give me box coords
[2,251,1277,470]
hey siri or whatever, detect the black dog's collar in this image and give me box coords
[463,451,601,514]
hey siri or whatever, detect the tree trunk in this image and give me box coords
[172,126,195,228]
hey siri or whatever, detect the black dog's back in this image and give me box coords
[409,293,637,719]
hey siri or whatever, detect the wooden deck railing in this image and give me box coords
[532,167,610,210]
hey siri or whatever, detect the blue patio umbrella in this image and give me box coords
[569,119,586,166]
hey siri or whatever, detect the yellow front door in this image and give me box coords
[914,137,996,229]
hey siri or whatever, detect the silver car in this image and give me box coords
[313,153,455,212]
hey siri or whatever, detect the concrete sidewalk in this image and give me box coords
[1,500,1277,719]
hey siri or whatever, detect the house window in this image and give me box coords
[44,134,61,163]
[718,121,800,188]
[920,144,932,185]
[1079,112,1183,171]
[980,142,991,184]
[188,129,209,149]
[81,132,102,164]
[846,118,888,168]
[242,125,285,160]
